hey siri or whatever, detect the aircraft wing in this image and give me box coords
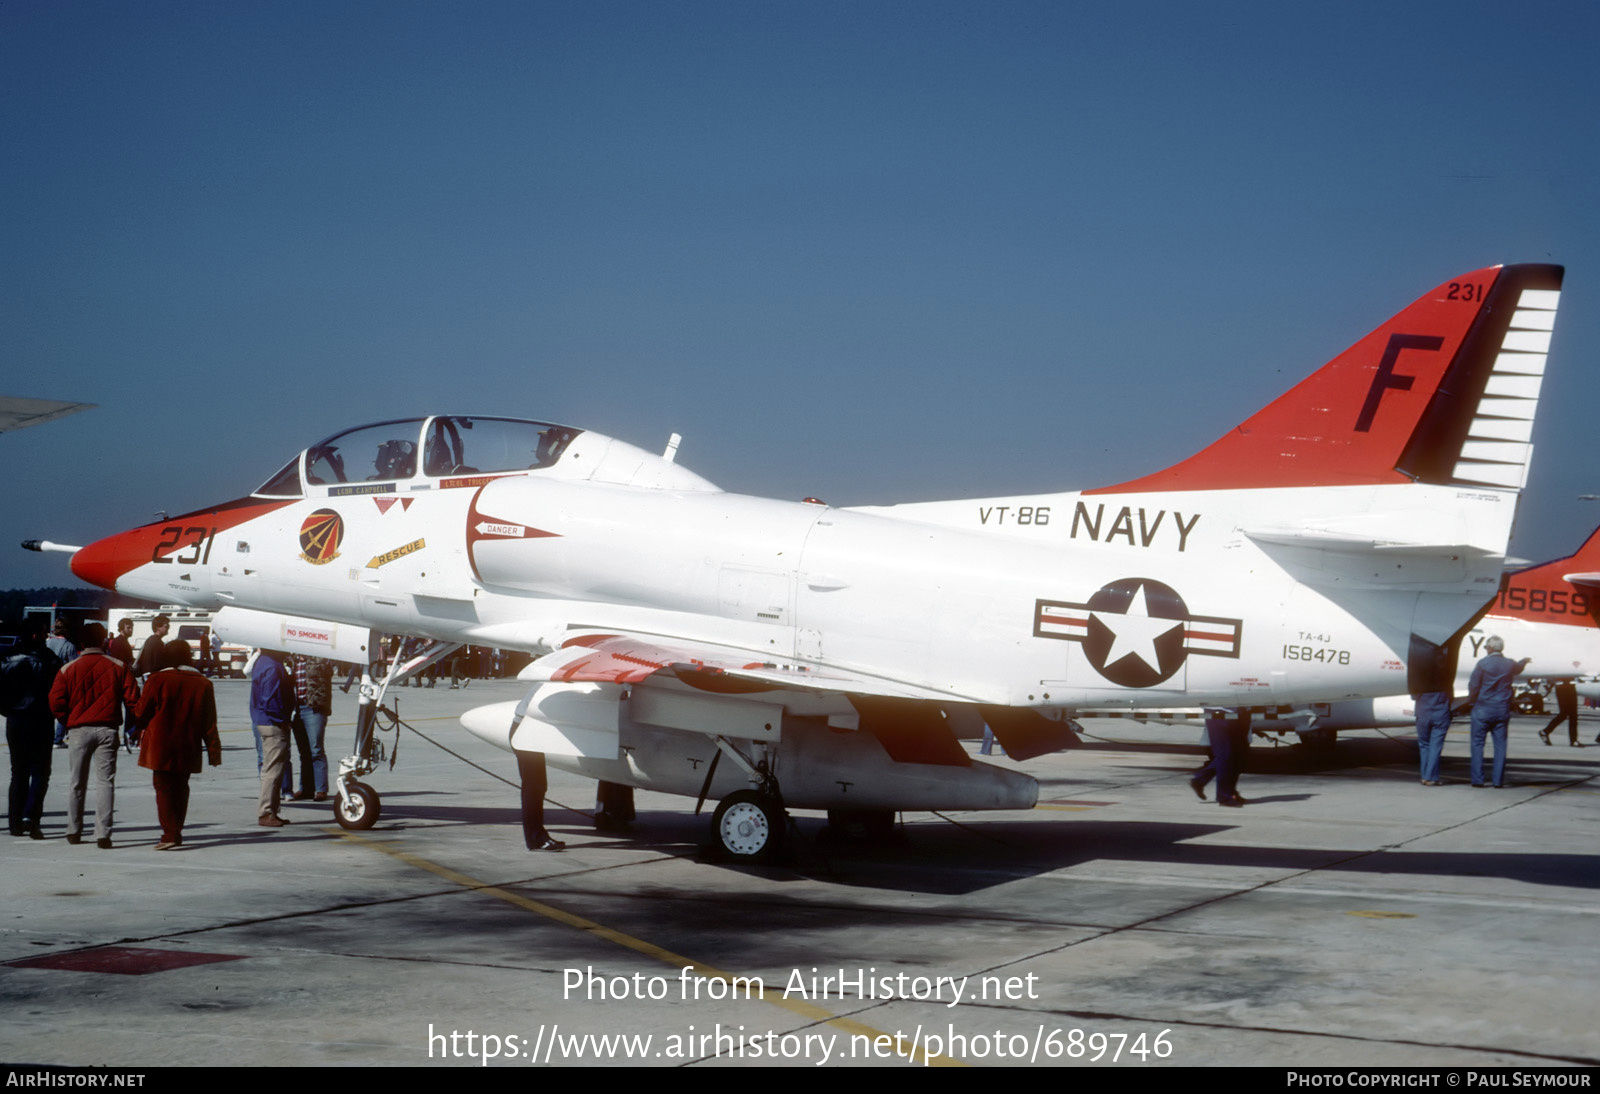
[530,632,964,702]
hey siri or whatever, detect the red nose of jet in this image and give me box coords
[69,496,296,594]
[71,526,160,591]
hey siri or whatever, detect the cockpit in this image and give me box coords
[253,416,583,498]
[252,414,721,498]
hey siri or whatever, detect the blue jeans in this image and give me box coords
[1195,715,1250,803]
[1470,703,1510,786]
[294,707,329,796]
[1414,692,1452,783]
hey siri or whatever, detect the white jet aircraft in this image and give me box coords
[1134,523,1600,747]
[37,263,1567,858]
[1462,523,1600,707]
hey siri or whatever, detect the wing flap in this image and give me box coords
[522,632,959,701]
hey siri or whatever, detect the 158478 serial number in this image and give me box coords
[1282,645,1350,665]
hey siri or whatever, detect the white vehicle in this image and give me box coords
[105,605,248,676]
[45,262,1566,858]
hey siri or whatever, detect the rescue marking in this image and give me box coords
[367,538,427,569]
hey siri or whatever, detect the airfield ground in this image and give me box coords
[3,679,1596,1068]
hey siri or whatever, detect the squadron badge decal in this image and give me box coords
[298,509,344,565]
[1034,578,1242,688]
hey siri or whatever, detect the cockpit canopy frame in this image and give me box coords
[253,416,583,498]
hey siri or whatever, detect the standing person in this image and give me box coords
[106,618,140,748]
[1465,636,1531,789]
[195,629,214,677]
[1409,637,1457,788]
[592,780,633,831]
[135,614,171,680]
[1538,680,1581,748]
[106,618,135,666]
[289,654,333,801]
[516,750,564,851]
[250,649,293,828]
[209,632,224,677]
[1,618,62,839]
[46,618,77,664]
[48,623,138,848]
[46,618,77,749]
[1188,707,1252,807]
[593,781,635,831]
[136,641,221,849]
[1413,691,1454,786]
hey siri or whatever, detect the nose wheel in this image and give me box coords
[334,781,380,830]
[711,790,785,862]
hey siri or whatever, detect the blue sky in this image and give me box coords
[4,1,1598,590]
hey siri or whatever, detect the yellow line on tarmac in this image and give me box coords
[333,829,965,1067]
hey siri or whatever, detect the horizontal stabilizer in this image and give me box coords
[1242,527,1490,560]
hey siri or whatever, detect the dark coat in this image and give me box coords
[137,667,221,774]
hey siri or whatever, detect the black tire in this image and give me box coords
[711,791,783,862]
[1299,727,1336,751]
[1512,693,1544,716]
[825,808,896,841]
[334,782,380,830]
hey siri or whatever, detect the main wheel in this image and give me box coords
[711,791,783,862]
[334,782,380,830]
[1298,727,1336,751]
[825,808,896,841]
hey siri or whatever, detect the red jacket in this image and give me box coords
[49,649,138,728]
[137,667,221,773]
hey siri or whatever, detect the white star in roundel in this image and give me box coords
[1092,582,1182,671]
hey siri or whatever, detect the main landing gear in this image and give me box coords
[333,637,462,831]
[698,735,789,863]
[712,791,784,861]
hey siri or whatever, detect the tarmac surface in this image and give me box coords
[3,678,1597,1069]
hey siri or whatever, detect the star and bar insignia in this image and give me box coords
[1034,577,1242,688]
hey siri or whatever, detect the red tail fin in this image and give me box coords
[1494,526,1600,629]
[1090,264,1564,493]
